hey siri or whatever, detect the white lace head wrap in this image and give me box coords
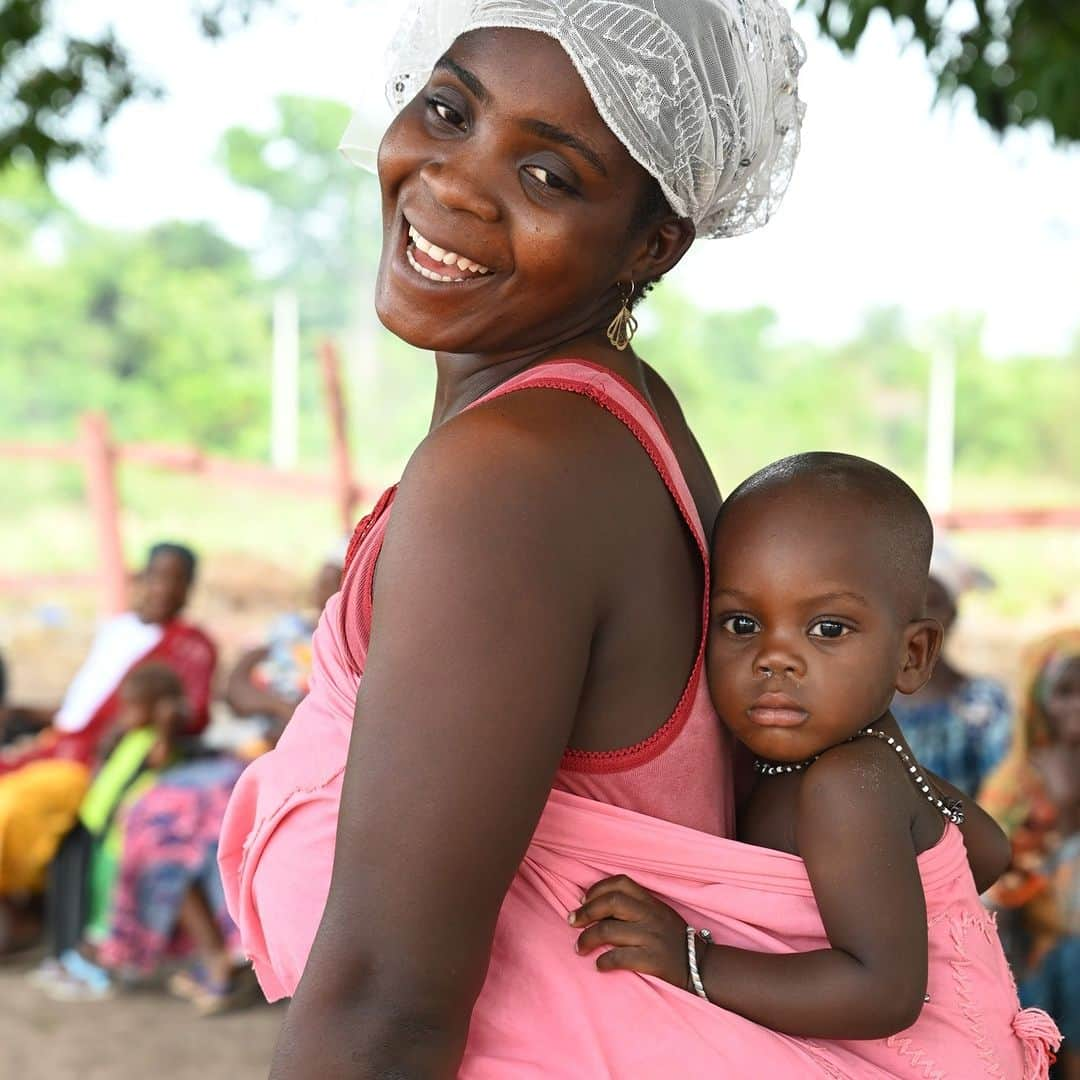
[341,0,805,238]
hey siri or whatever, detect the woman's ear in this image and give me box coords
[895,618,944,695]
[628,216,695,284]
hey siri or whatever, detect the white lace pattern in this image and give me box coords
[347,0,806,239]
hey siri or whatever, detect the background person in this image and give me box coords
[225,544,346,756]
[892,538,1013,798]
[0,542,214,950]
[0,542,216,774]
[30,663,187,1001]
[983,630,1080,1080]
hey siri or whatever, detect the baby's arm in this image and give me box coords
[572,743,928,1039]
[925,768,1010,893]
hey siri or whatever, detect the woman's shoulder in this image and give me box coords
[401,380,665,521]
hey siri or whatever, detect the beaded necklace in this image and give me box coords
[754,725,965,825]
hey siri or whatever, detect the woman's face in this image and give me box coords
[375,28,677,355]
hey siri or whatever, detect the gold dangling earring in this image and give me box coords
[606,281,638,352]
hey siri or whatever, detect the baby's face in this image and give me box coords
[707,491,922,764]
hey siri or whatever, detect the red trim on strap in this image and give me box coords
[513,376,709,774]
[337,360,710,773]
[343,484,398,575]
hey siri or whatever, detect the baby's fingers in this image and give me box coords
[569,887,648,929]
[575,918,650,956]
[582,874,652,904]
[594,946,653,974]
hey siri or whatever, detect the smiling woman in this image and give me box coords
[217,2,809,1077]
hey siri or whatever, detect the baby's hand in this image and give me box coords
[569,875,690,988]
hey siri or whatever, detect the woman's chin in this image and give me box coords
[375,269,489,354]
[374,300,471,354]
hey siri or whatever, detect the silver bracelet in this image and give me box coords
[686,926,711,1001]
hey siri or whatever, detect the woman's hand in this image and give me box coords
[569,875,690,988]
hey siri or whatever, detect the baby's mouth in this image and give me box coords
[405,222,493,283]
[747,692,809,728]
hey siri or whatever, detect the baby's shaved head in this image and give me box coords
[717,453,934,620]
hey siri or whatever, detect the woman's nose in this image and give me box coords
[420,160,500,223]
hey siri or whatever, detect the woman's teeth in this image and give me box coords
[407,224,491,281]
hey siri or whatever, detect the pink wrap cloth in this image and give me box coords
[223,769,1059,1077]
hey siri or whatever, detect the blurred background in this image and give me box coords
[1,1,1078,1076]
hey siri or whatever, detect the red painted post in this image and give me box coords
[80,412,127,614]
[319,339,357,534]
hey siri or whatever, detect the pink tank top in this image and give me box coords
[338,359,732,836]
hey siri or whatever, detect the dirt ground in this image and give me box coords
[2,947,284,1079]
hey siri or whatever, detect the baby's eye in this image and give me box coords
[523,164,574,192]
[809,621,850,640]
[720,615,760,636]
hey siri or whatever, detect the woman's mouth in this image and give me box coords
[405,222,493,283]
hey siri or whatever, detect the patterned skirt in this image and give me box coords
[97,757,245,975]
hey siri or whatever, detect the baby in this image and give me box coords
[569,453,1061,1072]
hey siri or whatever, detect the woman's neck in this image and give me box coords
[429,328,644,429]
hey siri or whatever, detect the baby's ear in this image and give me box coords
[895,618,944,695]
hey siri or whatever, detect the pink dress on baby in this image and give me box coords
[219,360,1058,1077]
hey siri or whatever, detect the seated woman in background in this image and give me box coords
[0,542,216,773]
[225,544,345,756]
[983,630,1080,1080]
[0,543,215,951]
[892,538,1013,798]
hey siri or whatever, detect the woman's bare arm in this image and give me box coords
[269,402,611,1079]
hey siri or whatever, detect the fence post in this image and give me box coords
[925,342,956,514]
[319,339,357,535]
[80,412,127,614]
[271,287,300,470]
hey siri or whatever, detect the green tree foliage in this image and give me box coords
[218,95,381,335]
[0,0,275,171]
[635,285,1078,495]
[803,0,1080,139]
[0,164,271,454]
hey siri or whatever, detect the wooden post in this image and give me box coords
[319,339,357,534]
[271,288,300,470]
[925,342,956,514]
[80,412,127,614]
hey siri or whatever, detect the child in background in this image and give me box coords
[570,453,1061,1077]
[891,538,1013,797]
[983,630,1080,1080]
[30,663,184,1000]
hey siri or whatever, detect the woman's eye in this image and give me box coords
[721,615,759,636]
[428,98,465,127]
[523,165,573,192]
[809,621,850,640]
